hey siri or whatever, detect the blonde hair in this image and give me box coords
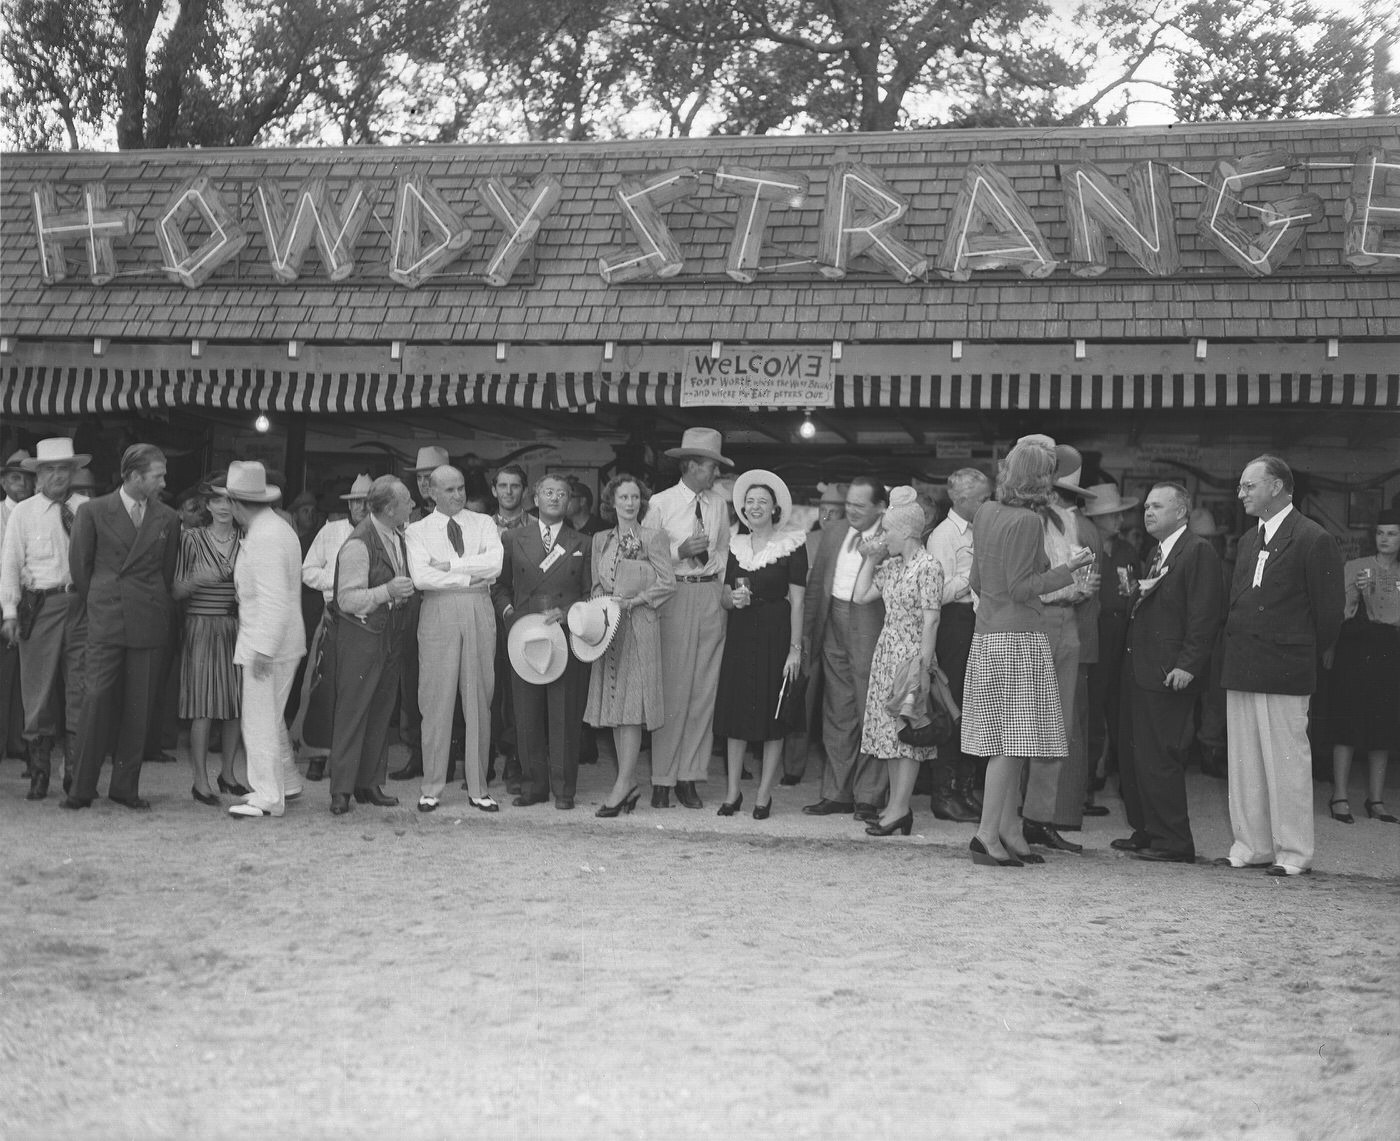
[997,438,1056,510]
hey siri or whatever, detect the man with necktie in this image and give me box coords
[63,443,180,810]
[0,438,91,800]
[490,463,531,793]
[1216,455,1344,876]
[1115,482,1223,863]
[646,428,734,809]
[406,465,503,813]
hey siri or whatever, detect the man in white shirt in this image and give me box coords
[801,476,889,820]
[0,449,34,770]
[406,465,504,813]
[291,473,370,778]
[0,439,90,800]
[647,428,734,809]
[924,468,990,822]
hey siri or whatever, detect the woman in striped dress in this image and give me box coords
[173,483,244,804]
[961,436,1094,866]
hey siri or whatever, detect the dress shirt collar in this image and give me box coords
[947,510,972,535]
[1157,523,1188,562]
[1260,502,1293,544]
[119,486,142,517]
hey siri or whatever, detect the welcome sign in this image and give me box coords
[679,346,835,407]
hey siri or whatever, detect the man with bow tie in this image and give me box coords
[1114,482,1223,864]
[1216,455,1343,877]
[0,438,91,800]
[406,465,503,813]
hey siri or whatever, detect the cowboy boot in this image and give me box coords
[930,758,977,822]
[955,755,983,814]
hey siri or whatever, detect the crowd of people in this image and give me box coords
[2,428,1396,874]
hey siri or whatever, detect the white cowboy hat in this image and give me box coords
[1081,483,1139,517]
[213,460,281,504]
[507,614,569,685]
[408,446,451,473]
[340,473,373,500]
[20,438,90,471]
[664,427,732,468]
[566,598,621,663]
[1052,444,1096,500]
[732,468,793,524]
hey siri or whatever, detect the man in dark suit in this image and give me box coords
[491,474,592,809]
[801,476,888,821]
[1114,482,1223,863]
[63,443,180,809]
[1217,455,1344,876]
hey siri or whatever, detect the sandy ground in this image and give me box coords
[2,742,1397,1141]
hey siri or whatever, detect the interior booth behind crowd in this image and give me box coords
[3,116,1397,557]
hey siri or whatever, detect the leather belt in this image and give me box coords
[677,574,717,583]
[1043,599,1075,607]
[38,584,75,596]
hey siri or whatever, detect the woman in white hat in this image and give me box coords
[581,473,676,816]
[849,487,943,836]
[712,469,807,819]
[171,474,245,804]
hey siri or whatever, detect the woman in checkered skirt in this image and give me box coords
[962,435,1095,866]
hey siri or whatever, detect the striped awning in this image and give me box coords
[5,364,1397,416]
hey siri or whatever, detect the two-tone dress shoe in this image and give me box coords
[229,802,283,818]
[1266,864,1310,877]
[801,798,854,816]
[417,796,438,813]
[1111,831,1151,851]
[1211,856,1272,869]
[469,796,499,813]
[1134,847,1195,864]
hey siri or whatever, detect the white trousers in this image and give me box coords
[1225,690,1314,871]
[418,592,495,799]
[241,659,299,815]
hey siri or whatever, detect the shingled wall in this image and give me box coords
[2,117,1397,347]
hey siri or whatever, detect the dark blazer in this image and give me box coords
[801,521,884,658]
[1220,509,1344,695]
[1126,529,1223,694]
[69,491,179,648]
[492,521,592,621]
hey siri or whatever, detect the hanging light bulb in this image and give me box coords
[798,411,817,440]
[254,414,271,433]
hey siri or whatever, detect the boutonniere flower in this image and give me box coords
[1138,564,1169,596]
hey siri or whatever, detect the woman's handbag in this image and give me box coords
[773,670,808,734]
[897,664,959,747]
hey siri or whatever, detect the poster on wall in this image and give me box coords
[679,345,835,408]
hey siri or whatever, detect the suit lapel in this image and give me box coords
[535,524,582,590]
[1231,525,1262,602]
[120,497,162,571]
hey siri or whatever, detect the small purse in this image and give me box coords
[773,671,808,734]
[897,665,959,747]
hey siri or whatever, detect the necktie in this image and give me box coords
[447,517,464,557]
[1258,522,1267,547]
[130,500,144,529]
[1145,544,1164,579]
[846,528,860,554]
[59,500,74,536]
[542,524,554,554]
[398,534,410,577]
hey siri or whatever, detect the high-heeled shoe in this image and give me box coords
[217,774,250,797]
[752,799,772,820]
[596,787,640,818]
[717,792,743,817]
[1329,798,1355,824]
[865,811,913,837]
[969,836,1023,867]
[192,786,220,806]
[1365,799,1398,823]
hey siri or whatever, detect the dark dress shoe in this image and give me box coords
[802,798,853,816]
[217,775,250,797]
[1111,832,1151,851]
[356,786,399,807]
[26,772,49,801]
[1134,847,1196,864]
[853,802,880,822]
[1023,819,1082,853]
[388,761,423,781]
[330,794,352,815]
[651,786,672,808]
[513,792,549,807]
[555,797,575,810]
[506,779,523,795]
[674,780,703,809]
[1081,803,1111,817]
[778,774,802,786]
[60,796,92,809]
[191,786,221,806]
[304,759,326,781]
[108,795,151,810]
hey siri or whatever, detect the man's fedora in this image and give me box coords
[212,460,281,504]
[340,473,373,500]
[567,598,621,664]
[507,614,570,685]
[408,446,451,473]
[664,427,732,468]
[20,438,90,471]
[1081,483,1139,517]
[3,449,33,473]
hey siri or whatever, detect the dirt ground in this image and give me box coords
[3,743,1397,1141]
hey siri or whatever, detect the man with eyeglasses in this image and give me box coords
[1215,455,1343,877]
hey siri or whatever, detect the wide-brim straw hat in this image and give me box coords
[1052,444,1095,500]
[409,446,451,473]
[566,598,622,663]
[4,449,33,473]
[664,427,732,467]
[340,473,373,500]
[507,614,570,685]
[1081,483,1139,517]
[20,438,90,471]
[732,468,793,523]
[212,460,281,504]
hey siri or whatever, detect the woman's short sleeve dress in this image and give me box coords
[860,550,943,761]
[178,527,241,720]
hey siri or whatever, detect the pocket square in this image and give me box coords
[571,551,583,557]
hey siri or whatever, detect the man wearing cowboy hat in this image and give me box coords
[213,461,307,818]
[0,449,36,771]
[1081,482,1140,800]
[293,473,372,779]
[63,443,180,810]
[0,438,91,799]
[492,473,592,808]
[647,428,734,809]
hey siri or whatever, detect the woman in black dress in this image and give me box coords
[713,470,807,819]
